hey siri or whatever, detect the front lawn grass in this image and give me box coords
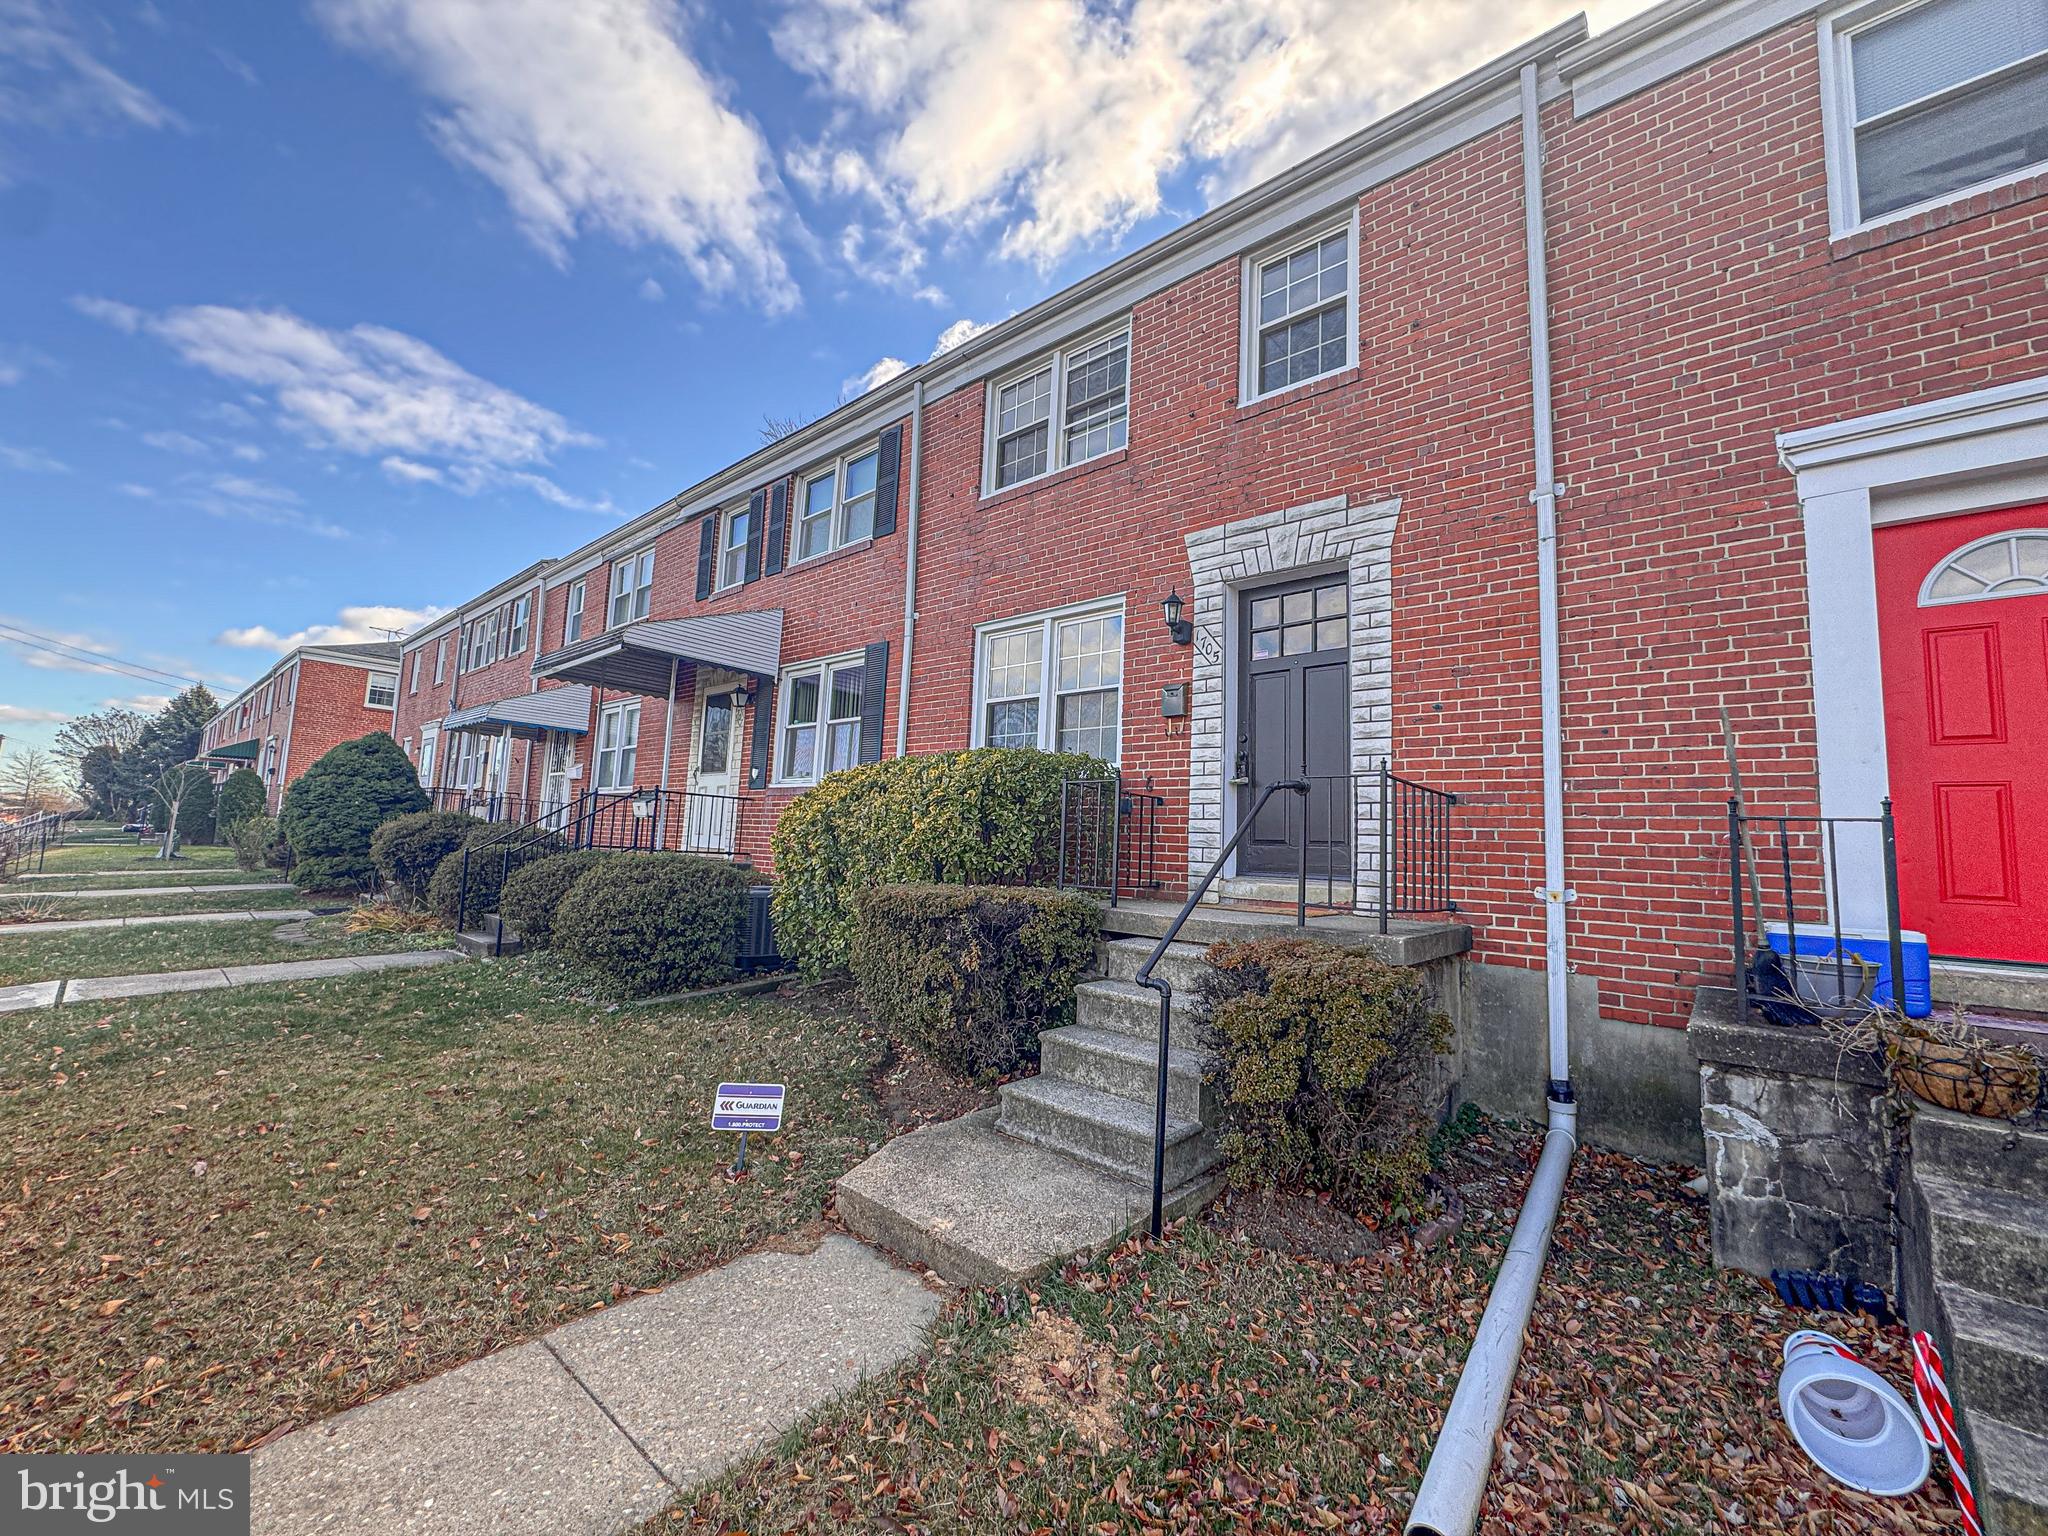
[15,841,242,877]
[3,869,279,894]
[0,955,888,1453]
[660,1123,1959,1535]
[0,914,447,985]
[0,889,315,923]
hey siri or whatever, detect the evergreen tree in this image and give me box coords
[280,732,429,890]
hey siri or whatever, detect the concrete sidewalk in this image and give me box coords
[11,881,296,901]
[0,949,463,1012]
[0,907,315,937]
[249,1235,940,1536]
[11,869,268,883]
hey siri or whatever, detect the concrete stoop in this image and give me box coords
[456,914,523,959]
[1908,1108,2048,1534]
[838,936,1227,1286]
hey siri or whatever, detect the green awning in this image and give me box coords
[205,739,261,762]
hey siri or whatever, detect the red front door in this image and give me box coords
[1875,504,2048,963]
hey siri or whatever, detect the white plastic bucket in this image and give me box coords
[1777,1332,1930,1497]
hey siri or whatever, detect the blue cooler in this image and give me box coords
[1764,922,1931,1018]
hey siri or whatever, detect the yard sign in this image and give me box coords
[712,1082,785,1133]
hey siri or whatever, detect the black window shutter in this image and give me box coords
[764,478,788,576]
[858,639,890,764]
[747,680,772,789]
[743,488,766,583]
[873,425,902,538]
[694,515,717,601]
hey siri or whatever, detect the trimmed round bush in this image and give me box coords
[280,732,429,891]
[372,810,485,904]
[426,824,565,930]
[555,854,752,996]
[498,849,617,948]
[231,813,289,872]
[769,747,1103,979]
[214,767,268,834]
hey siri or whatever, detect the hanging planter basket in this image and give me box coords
[1886,1017,2041,1120]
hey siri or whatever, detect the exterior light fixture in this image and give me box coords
[1161,589,1192,646]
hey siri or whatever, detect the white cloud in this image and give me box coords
[141,428,208,455]
[101,693,170,712]
[773,0,1621,270]
[0,0,182,143]
[0,442,69,472]
[313,0,795,309]
[68,294,141,331]
[638,277,665,302]
[840,314,992,400]
[930,316,990,355]
[0,703,68,724]
[182,473,352,540]
[0,363,21,386]
[116,482,154,498]
[79,298,606,510]
[216,603,446,653]
[228,442,265,462]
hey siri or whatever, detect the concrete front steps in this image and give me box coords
[1906,1107,2048,1534]
[457,913,524,958]
[839,935,1226,1286]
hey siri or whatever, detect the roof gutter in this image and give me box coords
[1405,59,1578,1536]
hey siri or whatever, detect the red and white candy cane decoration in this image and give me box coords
[1912,1331,1983,1536]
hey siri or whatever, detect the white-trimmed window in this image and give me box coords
[609,548,654,627]
[972,602,1124,761]
[719,502,754,590]
[259,682,272,717]
[794,444,880,562]
[434,638,447,685]
[408,651,421,694]
[776,654,866,784]
[365,672,398,710]
[594,701,640,790]
[507,594,530,655]
[465,613,497,671]
[1244,221,1355,400]
[985,323,1130,493]
[565,579,586,644]
[284,665,295,708]
[1822,0,2048,233]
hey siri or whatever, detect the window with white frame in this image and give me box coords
[594,701,640,790]
[1245,223,1354,399]
[973,603,1124,761]
[794,444,880,562]
[408,651,420,694]
[777,655,865,784]
[609,549,654,627]
[284,665,294,707]
[565,579,586,644]
[1823,0,2048,231]
[719,502,754,589]
[507,594,530,654]
[434,638,447,684]
[986,325,1129,492]
[259,682,272,717]
[365,672,398,710]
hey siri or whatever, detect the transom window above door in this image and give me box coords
[1245,223,1354,400]
[796,444,880,562]
[984,325,1130,493]
[974,602,1125,761]
[1249,579,1348,658]
[610,549,654,627]
[1823,0,2048,232]
[1920,529,2048,604]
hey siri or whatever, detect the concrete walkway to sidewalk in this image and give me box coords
[10,881,296,901]
[0,949,463,1012]
[249,1234,941,1536]
[11,868,269,883]
[0,907,315,937]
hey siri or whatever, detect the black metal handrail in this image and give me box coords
[1133,778,1309,1239]
[1057,769,1164,906]
[1295,766,1459,932]
[1726,798,1904,1022]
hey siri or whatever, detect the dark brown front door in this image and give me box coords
[1237,573,1351,875]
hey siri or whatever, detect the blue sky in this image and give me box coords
[0,0,1631,760]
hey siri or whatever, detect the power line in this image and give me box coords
[0,622,206,691]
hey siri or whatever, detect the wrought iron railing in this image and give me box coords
[0,810,68,874]
[1056,770,1164,906]
[430,788,546,824]
[1296,766,1459,931]
[1726,799,1905,1023]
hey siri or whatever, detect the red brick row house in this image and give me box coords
[391,0,2048,1105]
[199,642,401,811]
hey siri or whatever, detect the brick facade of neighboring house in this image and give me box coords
[199,643,402,813]
[378,0,2048,1047]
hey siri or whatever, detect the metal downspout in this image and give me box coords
[895,379,925,758]
[1405,59,1577,1536]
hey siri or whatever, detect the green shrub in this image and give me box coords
[850,883,1101,1078]
[555,854,752,997]
[214,768,267,834]
[769,747,1103,979]
[498,849,617,948]
[279,732,429,890]
[371,810,485,904]
[231,813,289,872]
[1199,937,1452,1210]
[163,763,218,848]
[425,824,562,930]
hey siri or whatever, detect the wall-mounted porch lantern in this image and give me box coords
[1161,589,1193,646]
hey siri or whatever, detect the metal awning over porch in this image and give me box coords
[532,610,782,695]
[443,683,593,738]
[202,739,260,761]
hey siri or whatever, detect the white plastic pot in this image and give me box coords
[1778,1331,1930,1497]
